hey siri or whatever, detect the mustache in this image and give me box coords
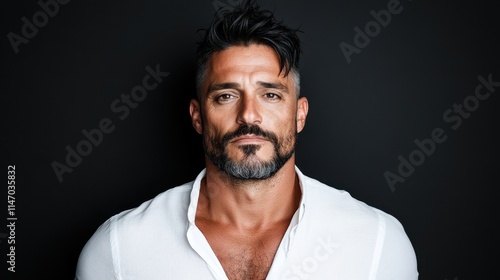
[221,125,278,146]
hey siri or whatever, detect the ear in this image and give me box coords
[189,99,203,134]
[296,97,309,133]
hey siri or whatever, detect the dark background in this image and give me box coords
[1,0,498,279]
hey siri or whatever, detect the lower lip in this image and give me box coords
[231,138,267,145]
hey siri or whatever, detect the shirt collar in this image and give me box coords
[294,165,307,223]
[187,168,207,224]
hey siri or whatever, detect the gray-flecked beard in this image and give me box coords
[204,124,296,180]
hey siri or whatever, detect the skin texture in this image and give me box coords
[189,44,308,280]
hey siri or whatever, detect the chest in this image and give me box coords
[197,223,289,280]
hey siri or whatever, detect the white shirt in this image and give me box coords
[76,167,418,280]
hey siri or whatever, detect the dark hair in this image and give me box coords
[195,0,302,97]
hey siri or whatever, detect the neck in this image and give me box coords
[197,158,301,232]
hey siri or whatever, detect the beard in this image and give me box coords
[203,124,296,180]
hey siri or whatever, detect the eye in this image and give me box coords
[264,92,281,101]
[215,93,236,103]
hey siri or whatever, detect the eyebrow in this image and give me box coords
[257,81,288,92]
[206,81,289,96]
[206,82,240,95]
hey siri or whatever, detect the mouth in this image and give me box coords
[229,134,269,144]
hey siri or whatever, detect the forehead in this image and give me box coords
[206,44,284,82]
[209,44,280,69]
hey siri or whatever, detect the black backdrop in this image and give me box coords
[1,0,498,279]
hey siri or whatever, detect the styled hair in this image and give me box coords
[195,0,302,98]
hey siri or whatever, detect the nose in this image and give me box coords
[236,94,262,125]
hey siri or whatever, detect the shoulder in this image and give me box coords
[300,172,418,279]
[75,181,195,279]
[301,172,410,236]
[105,181,194,243]
[114,181,193,226]
[300,173,381,220]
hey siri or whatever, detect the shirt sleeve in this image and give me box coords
[374,212,419,280]
[75,218,117,280]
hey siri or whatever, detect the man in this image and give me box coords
[76,2,418,279]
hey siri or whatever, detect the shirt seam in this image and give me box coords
[110,215,122,280]
[368,211,387,280]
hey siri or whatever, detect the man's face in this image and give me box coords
[190,44,308,180]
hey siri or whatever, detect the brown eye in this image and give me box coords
[216,94,235,103]
[264,93,280,100]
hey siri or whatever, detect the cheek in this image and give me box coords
[201,111,221,136]
[205,125,229,145]
[278,128,296,149]
[203,109,232,133]
[275,116,298,149]
[203,125,221,145]
[274,110,297,132]
[202,121,231,152]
